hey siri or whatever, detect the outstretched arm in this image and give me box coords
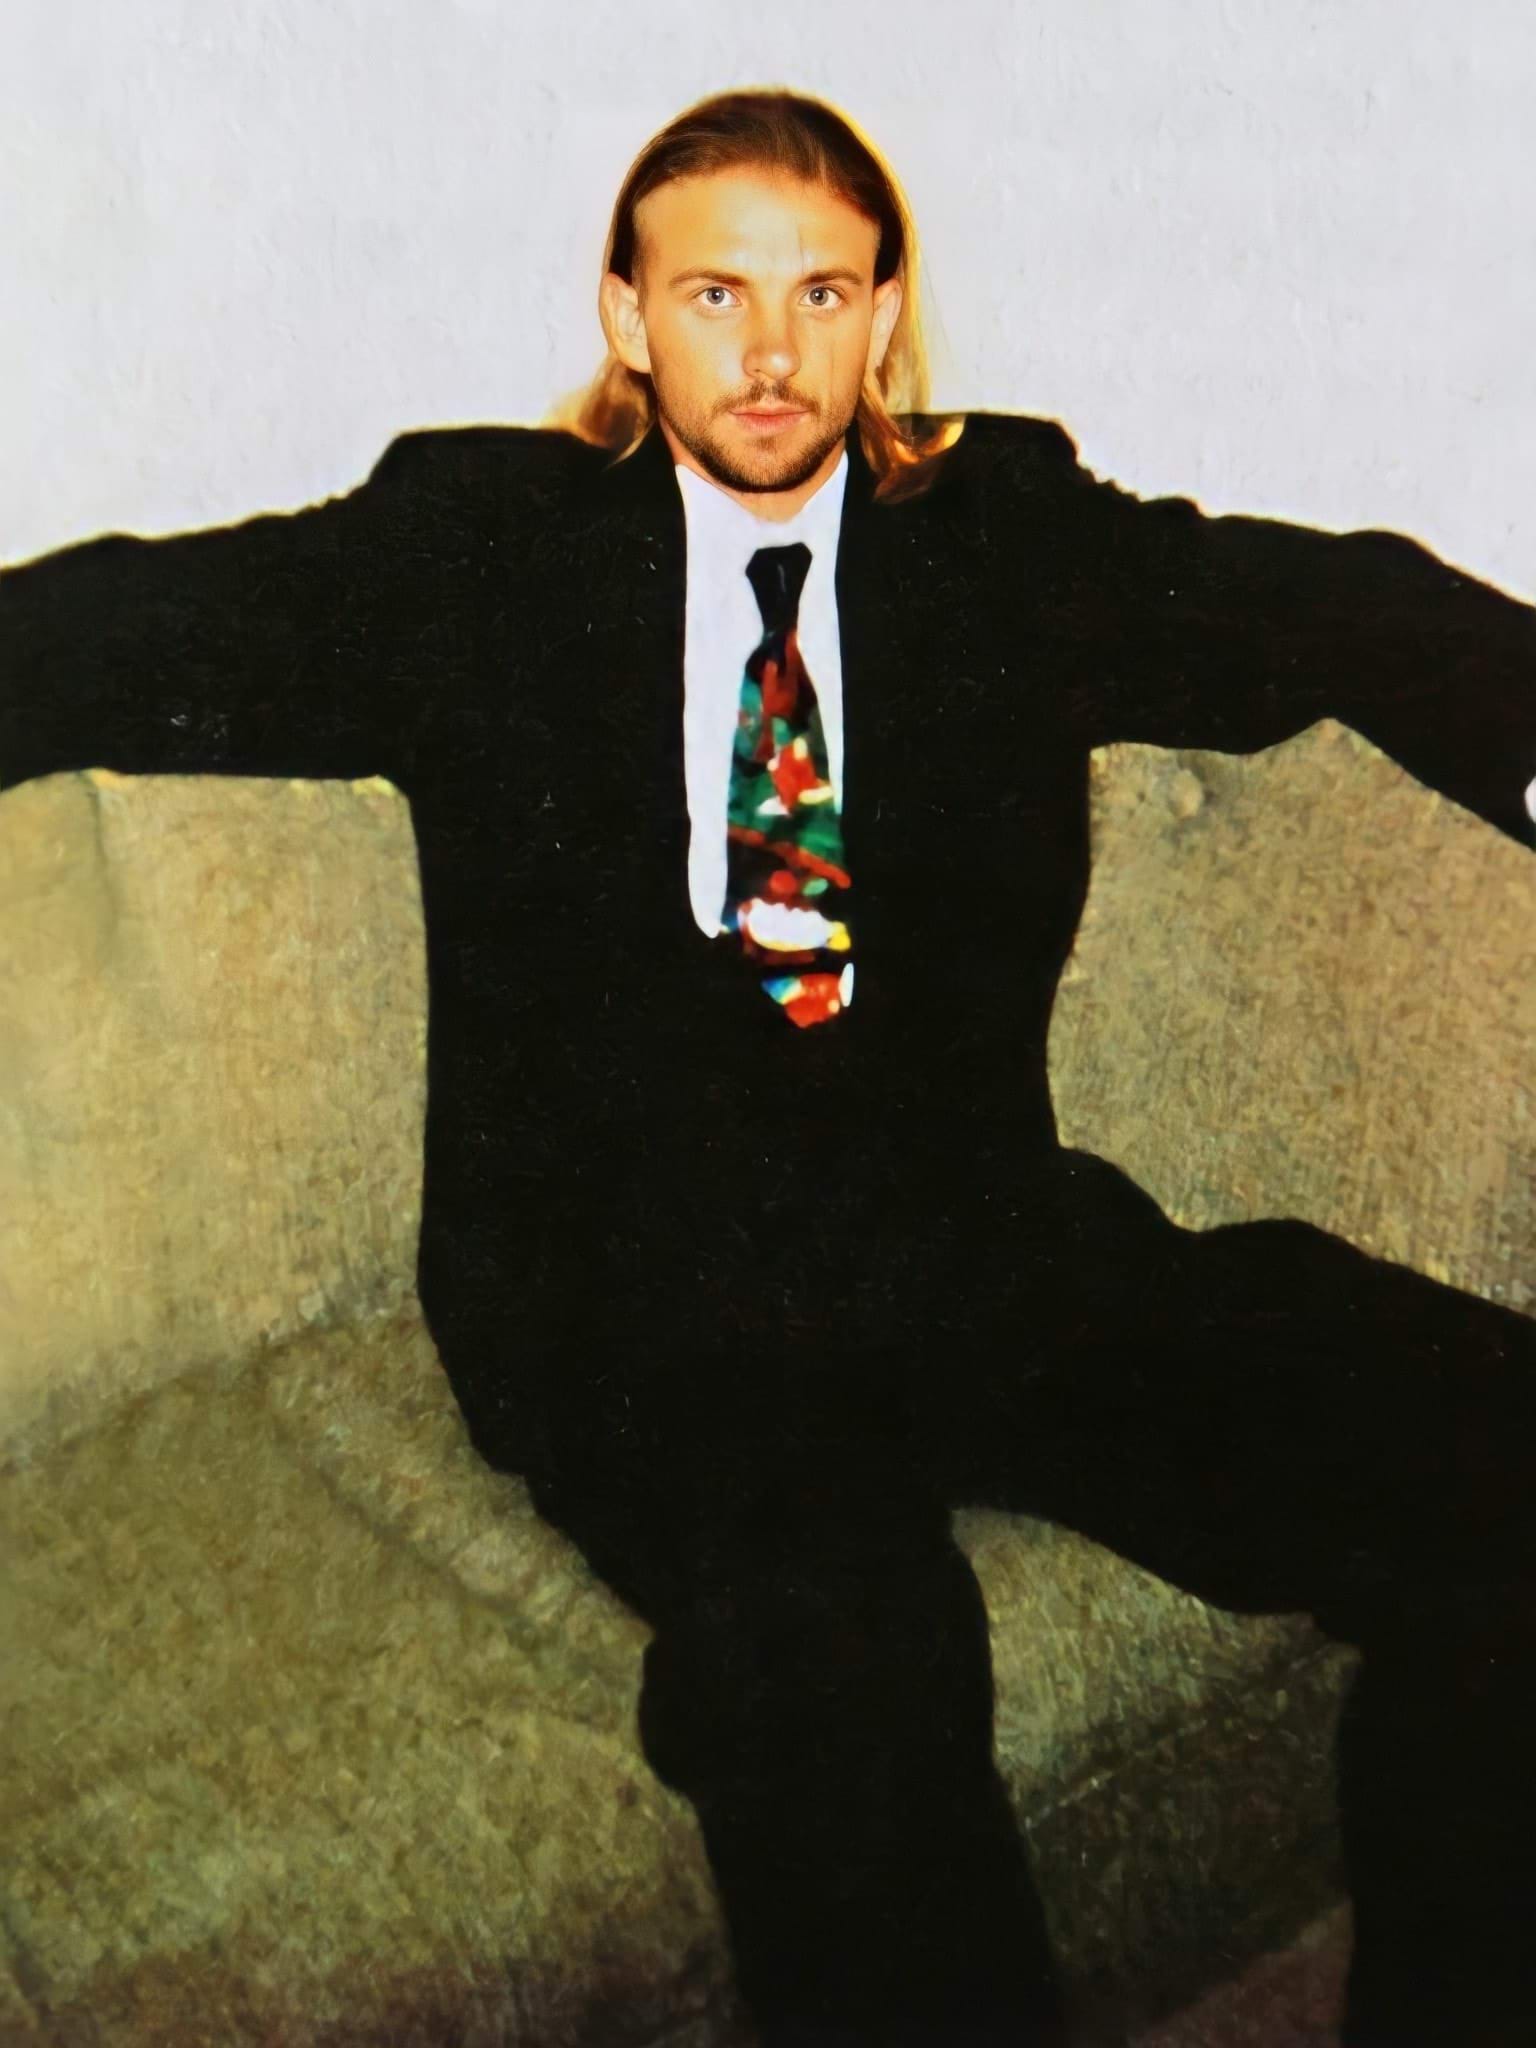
[975,415,1536,848]
[0,474,400,796]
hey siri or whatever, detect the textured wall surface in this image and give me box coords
[1048,719,1536,1317]
[4,0,1533,599]
[0,771,426,1459]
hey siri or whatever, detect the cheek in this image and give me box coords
[656,323,734,396]
[822,333,867,392]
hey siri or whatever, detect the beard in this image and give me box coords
[658,390,853,498]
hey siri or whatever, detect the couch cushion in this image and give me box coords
[0,770,426,1462]
[1050,719,1536,1314]
[2,1304,1352,2042]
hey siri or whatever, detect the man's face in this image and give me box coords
[602,167,902,501]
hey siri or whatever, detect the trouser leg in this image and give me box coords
[523,1346,1069,2046]
[1334,1630,1536,2046]
[930,1148,1536,2046]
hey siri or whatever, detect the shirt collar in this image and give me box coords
[674,443,850,576]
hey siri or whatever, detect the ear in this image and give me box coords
[867,275,903,378]
[601,272,652,376]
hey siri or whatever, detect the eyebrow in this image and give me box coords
[665,265,866,291]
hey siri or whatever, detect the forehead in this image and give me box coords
[635,169,878,278]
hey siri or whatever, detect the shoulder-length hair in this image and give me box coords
[544,87,965,504]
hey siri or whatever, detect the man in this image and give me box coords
[4,85,1535,2048]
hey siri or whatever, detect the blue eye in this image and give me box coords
[695,285,845,309]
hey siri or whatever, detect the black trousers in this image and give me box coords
[514,1149,1536,2046]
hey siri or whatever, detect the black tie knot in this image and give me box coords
[746,542,812,637]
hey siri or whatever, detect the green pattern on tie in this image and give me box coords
[720,542,854,1028]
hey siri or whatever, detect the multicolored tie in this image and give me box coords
[720,542,854,1029]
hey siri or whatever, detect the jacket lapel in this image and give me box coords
[582,421,692,953]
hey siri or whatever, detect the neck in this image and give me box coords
[657,414,847,524]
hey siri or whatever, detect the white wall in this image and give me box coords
[4,0,1533,598]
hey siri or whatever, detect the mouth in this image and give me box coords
[732,407,809,432]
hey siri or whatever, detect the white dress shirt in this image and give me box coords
[674,447,850,937]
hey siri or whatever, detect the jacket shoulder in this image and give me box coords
[363,422,605,531]
[367,421,603,491]
[955,409,1083,469]
[943,410,1086,495]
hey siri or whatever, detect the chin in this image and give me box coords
[706,416,847,495]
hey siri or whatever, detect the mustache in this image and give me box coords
[724,395,815,412]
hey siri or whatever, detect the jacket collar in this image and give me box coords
[593,409,882,569]
[673,441,850,581]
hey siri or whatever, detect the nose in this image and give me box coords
[742,313,801,386]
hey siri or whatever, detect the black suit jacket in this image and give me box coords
[3,412,1532,1471]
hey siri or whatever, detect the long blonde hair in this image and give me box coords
[545,87,965,504]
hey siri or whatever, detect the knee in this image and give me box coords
[636,1532,998,1801]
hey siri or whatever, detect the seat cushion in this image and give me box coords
[2,1304,1353,2043]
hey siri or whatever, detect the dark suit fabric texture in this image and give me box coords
[5,412,1536,2044]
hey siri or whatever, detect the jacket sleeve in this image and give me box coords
[979,416,1536,849]
[0,470,407,797]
